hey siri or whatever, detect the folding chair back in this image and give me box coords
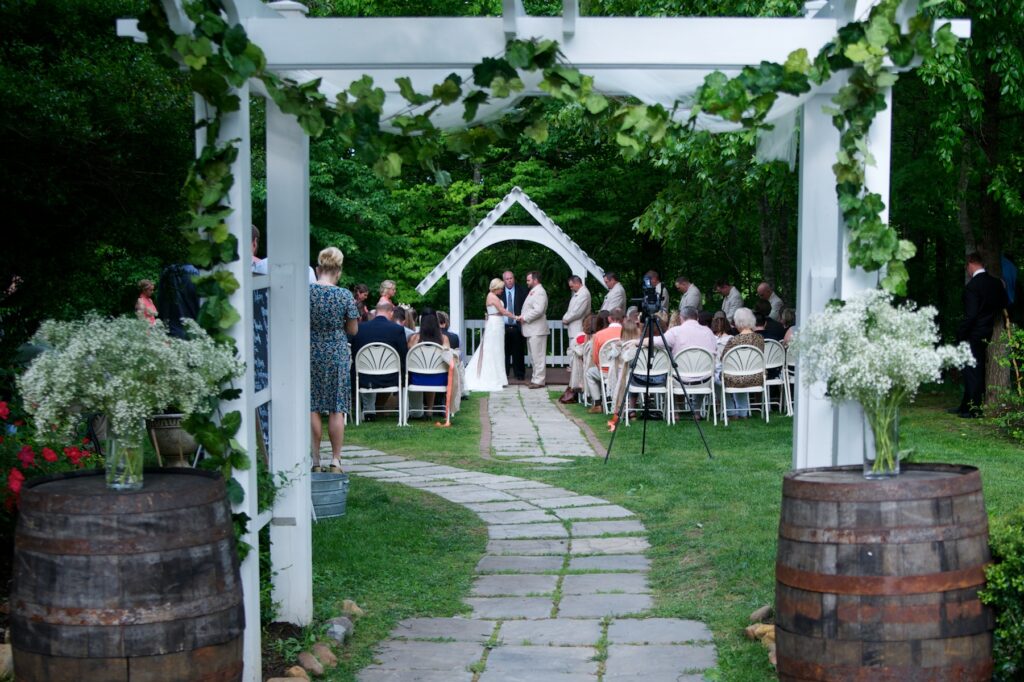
[670,347,717,425]
[354,342,404,425]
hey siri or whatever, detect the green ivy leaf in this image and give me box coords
[784,48,811,75]
[583,93,609,115]
[225,478,245,506]
[933,23,958,55]
[223,24,249,56]
[393,76,430,104]
[432,76,463,105]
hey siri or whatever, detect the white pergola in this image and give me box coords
[120,1,969,678]
[415,185,606,342]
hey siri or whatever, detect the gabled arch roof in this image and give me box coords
[415,186,606,295]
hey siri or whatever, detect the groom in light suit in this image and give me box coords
[518,271,549,388]
[560,275,591,402]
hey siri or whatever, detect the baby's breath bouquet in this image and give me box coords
[792,289,973,477]
[17,315,242,489]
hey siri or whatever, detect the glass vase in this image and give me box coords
[862,403,900,479]
[103,432,145,491]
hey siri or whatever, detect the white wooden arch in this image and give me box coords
[117,1,969,678]
[415,186,606,342]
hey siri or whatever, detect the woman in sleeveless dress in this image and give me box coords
[465,278,517,392]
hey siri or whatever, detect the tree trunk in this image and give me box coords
[975,61,1009,402]
[758,192,776,289]
[956,138,975,255]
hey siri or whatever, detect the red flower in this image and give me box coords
[8,468,25,494]
[0,435,4,445]
[64,446,84,466]
[17,445,35,468]
[41,447,58,463]
[0,401,9,420]
[13,419,24,427]
[81,437,90,445]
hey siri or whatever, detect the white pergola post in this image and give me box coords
[212,84,263,681]
[449,266,466,346]
[266,105,313,624]
[793,87,893,469]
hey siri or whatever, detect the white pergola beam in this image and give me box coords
[246,16,842,71]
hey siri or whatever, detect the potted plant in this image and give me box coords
[17,314,243,490]
[791,289,973,478]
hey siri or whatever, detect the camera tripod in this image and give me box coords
[604,310,714,462]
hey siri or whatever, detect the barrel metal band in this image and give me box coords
[777,518,990,545]
[775,564,989,595]
[776,653,993,681]
[13,591,242,626]
[14,523,233,555]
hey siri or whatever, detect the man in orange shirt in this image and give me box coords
[586,308,624,413]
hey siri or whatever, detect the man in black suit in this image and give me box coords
[350,301,408,421]
[501,270,527,381]
[954,252,1008,417]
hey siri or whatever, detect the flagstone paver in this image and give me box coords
[336,387,715,681]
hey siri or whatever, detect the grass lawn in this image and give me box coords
[310,385,1022,681]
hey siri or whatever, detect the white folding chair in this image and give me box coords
[670,347,717,426]
[624,345,671,426]
[719,345,769,426]
[763,339,788,416]
[598,339,622,414]
[404,342,451,423]
[785,346,797,416]
[354,342,404,426]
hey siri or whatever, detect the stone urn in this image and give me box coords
[146,413,199,467]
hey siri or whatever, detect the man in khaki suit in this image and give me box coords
[560,275,591,403]
[517,271,549,388]
[601,272,627,312]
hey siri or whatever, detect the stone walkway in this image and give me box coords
[487,386,598,464]
[332,440,717,681]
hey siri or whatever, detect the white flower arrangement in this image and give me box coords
[791,289,974,473]
[17,315,243,442]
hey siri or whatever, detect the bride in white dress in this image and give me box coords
[465,278,518,392]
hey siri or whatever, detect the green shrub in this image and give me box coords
[991,326,1024,443]
[980,508,1024,681]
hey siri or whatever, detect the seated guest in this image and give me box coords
[719,307,764,419]
[754,301,786,341]
[711,316,732,381]
[668,311,682,328]
[437,310,467,399]
[437,311,460,353]
[648,306,717,356]
[392,305,415,341]
[781,308,796,345]
[698,310,713,327]
[586,308,624,413]
[407,308,452,416]
[625,306,641,324]
[350,301,408,421]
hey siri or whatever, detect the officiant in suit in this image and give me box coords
[502,270,528,381]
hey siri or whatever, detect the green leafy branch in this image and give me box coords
[690,0,959,294]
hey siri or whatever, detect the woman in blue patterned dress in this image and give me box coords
[310,247,359,472]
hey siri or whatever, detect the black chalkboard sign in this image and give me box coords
[253,288,271,456]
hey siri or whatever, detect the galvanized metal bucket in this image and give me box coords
[311,472,349,520]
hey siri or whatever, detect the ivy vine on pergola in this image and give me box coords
[119,0,968,678]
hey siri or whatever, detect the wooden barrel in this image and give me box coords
[775,464,994,681]
[10,468,244,681]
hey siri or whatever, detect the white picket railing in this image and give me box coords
[464,319,570,366]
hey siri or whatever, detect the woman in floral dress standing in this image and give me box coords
[310,247,359,472]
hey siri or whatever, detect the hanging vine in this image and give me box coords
[136,0,961,520]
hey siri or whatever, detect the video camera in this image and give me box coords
[640,275,660,315]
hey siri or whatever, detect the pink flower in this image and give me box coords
[17,446,35,468]
[0,402,9,420]
[41,447,58,463]
[8,468,24,495]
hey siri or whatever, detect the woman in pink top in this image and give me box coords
[135,279,157,326]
